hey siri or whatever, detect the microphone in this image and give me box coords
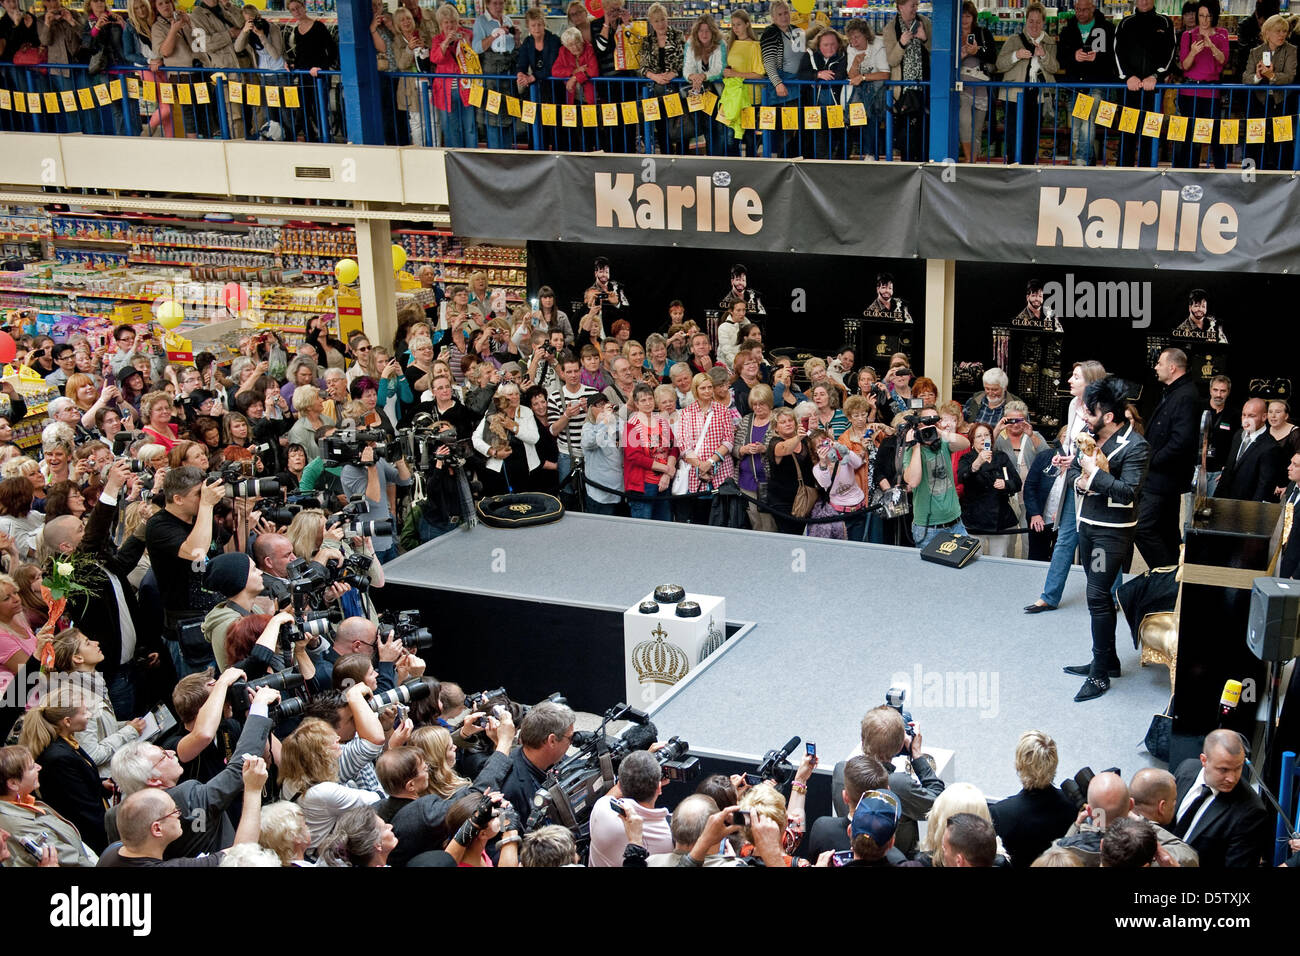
[775,736,801,762]
[1218,679,1242,726]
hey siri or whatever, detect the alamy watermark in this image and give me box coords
[890,664,1000,719]
[1043,273,1151,329]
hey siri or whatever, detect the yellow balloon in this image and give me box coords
[335,258,359,286]
[156,300,186,330]
[391,244,408,272]
[793,0,815,13]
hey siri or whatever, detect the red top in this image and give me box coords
[142,423,179,451]
[623,413,679,491]
[552,43,599,105]
[429,28,476,110]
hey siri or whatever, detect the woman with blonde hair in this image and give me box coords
[684,13,726,150]
[167,439,209,471]
[139,390,178,451]
[45,628,144,776]
[917,781,1002,867]
[259,801,314,865]
[391,4,431,146]
[721,8,763,153]
[19,686,109,850]
[410,724,470,797]
[279,717,381,848]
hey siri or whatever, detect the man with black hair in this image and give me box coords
[44,343,77,389]
[863,272,913,323]
[1172,289,1227,343]
[1065,375,1150,701]
[1013,277,1062,332]
[721,263,766,315]
[943,813,998,867]
[591,256,628,326]
[1113,0,1176,166]
[903,404,972,548]
[1136,347,1199,569]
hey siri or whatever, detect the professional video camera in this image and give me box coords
[651,735,699,783]
[325,495,392,539]
[398,417,474,472]
[750,736,802,788]
[1060,765,1122,812]
[886,685,918,757]
[321,428,395,468]
[377,608,433,653]
[227,668,307,720]
[257,489,325,527]
[899,411,943,449]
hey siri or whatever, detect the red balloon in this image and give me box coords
[0,331,15,364]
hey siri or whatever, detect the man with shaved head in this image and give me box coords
[1054,771,1132,865]
[1173,729,1271,867]
[1214,397,1282,502]
[1129,768,1198,866]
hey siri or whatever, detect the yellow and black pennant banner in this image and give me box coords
[0,80,305,113]
[1073,92,1294,144]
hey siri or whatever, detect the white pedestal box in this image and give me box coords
[622,590,726,710]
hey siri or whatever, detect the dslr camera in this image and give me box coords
[886,685,918,758]
[377,608,432,653]
[227,668,308,720]
[326,495,392,539]
[321,428,393,468]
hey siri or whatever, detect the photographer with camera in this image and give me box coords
[902,404,971,548]
[201,553,266,672]
[588,750,675,866]
[310,616,404,692]
[339,438,412,564]
[501,700,577,821]
[144,467,229,678]
[443,789,522,867]
[154,668,247,784]
[301,679,403,799]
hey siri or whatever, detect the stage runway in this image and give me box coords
[384,514,1168,800]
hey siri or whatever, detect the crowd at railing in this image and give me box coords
[6,0,1300,168]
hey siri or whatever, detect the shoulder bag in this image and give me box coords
[673,404,713,495]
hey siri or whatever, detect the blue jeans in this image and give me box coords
[440,96,478,148]
[1069,87,1101,165]
[585,498,618,515]
[106,665,138,718]
[630,483,671,521]
[1040,492,1121,606]
[484,121,512,149]
[1205,470,1222,497]
[374,544,399,564]
[166,638,214,680]
[912,519,966,550]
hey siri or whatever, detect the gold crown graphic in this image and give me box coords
[938,539,958,555]
[632,624,690,686]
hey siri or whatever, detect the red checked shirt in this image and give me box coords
[676,400,739,493]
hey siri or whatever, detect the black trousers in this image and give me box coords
[1133,488,1182,570]
[1077,521,1132,679]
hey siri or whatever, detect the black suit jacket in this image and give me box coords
[989,785,1079,868]
[1144,374,1201,495]
[1214,431,1282,503]
[1173,758,1271,867]
[1280,483,1300,579]
[37,738,107,852]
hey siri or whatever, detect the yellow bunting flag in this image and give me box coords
[561,103,577,127]
[27,92,41,112]
[686,92,703,112]
[759,106,776,130]
[245,83,261,107]
[803,105,822,129]
[1117,106,1140,134]
[228,80,243,104]
[486,89,501,114]
[265,85,280,108]
[581,103,597,126]
[825,104,844,129]
[1072,92,1095,121]
[109,82,122,102]
[76,87,93,109]
[1141,111,1163,138]
[1095,100,1116,128]
[506,95,521,118]
[620,100,638,124]
[641,96,661,121]
[662,92,682,118]
[1218,118,1239,144]
[1192,116,1213,143]
[142,79,157,101]
[61,89,78,112]
[848,101,867,126]
[44,91,59,113]
[520,99,537,124]
[16,91,29,112]
[601,102,617,126]
[701,90,718,114]
[740,106,755,130]
[93,84,111,107]
[1246,117,1266,144]
[0,90,10,110]
[1273,115,1294,142]
[541,102,557,126]
[467,84,483,108]
[160,83,175,105]
[126,77,140,99]
[177,84,192,105]
[781,105,799,129]
[1166,114,1188,142]
[279,84,295,108]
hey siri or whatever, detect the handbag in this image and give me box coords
[791,457,818,519]
[879,483,911,519]
[673,404,714,495]
[891,87,924,115]
[88,47,109,75]
[13,44,47,66]
[176,617,215,668]
[1143,697,1173,761]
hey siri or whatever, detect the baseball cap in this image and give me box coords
[851,790,901,848]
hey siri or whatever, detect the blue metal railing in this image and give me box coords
[961,78,1300,170]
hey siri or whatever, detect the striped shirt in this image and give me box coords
[548,385,599,459]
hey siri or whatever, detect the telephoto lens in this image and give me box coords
[350,519,393,538]
[367,678,434,712]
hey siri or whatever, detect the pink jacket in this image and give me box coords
[553,43,599,104]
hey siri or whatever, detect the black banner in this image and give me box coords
[445,151,921,258]
[918,165,1300,273]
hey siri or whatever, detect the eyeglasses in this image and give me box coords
[1004,419,1026,425]
[356,346,371,352]
[151,748,176,771]
[153,807,182,826]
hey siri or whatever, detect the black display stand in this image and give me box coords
[1169,498,1280,766]
[989,318,1066,429]
[843,316,916,375]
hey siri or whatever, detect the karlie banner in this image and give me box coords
[444,152,921,258]
[918,165,1300,273]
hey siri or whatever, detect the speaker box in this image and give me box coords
[1248,578,1300,663]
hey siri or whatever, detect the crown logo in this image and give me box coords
[632,623,689,686]
[698,616,725,663]
[508,503,532,514]
[938,539,958,555]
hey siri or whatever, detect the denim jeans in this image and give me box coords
[629,483,672,521]
[1069,87,1101,164]
[439,96,478,148]
[912,519,966,550]
[106,665,138,718]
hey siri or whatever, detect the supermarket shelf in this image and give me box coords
[392,228,454,237]
[133,242,280,254]
[54,236,134,245]
[403,255,527,268]
[282,250,356,258]
[0,233,46,241]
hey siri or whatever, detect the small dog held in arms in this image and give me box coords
[1074,433,1109,473]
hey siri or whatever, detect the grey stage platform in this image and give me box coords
[383,514,1167,800]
